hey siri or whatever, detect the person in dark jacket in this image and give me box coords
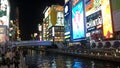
[13,51,20,68]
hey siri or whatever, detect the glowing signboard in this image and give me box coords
[64,1,71,39]
[85,0,101,16]
[71,0,86,41]
[0,0,10,27]
[56,12,64,26]
[86,11,102,32]
[101,0,114,39]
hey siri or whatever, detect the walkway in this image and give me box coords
[0,53,28,68]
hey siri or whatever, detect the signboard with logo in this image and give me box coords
[0,0,10,27]
[64,1,71,40]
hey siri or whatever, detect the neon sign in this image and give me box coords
[101,0,113,39]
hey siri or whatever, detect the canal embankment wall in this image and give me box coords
[46,48,120,62]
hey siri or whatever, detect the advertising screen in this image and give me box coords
[101,0,113,39]
[86,11,102,32]
[65,0,69,4]
[0,0,10,27]
[71,0,86,41]
[56,12,64,26]
[64,1,71,39]
[85,0,101,16]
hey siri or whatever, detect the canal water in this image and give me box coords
[25,50,120,68]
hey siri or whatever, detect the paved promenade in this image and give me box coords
[0,53,28,68]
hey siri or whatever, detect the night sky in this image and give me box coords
[11,0,64,40]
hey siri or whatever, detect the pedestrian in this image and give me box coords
[13,51,20,68]
[1,54,6,65]
[5,48,12,68]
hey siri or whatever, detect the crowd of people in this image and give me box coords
[0,47,20,68]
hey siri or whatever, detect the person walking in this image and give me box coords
[5,48,12,68]
[13,51,20,68]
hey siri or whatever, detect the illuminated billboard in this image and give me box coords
[101,0,113,39]
[64,1,71,40]
[65,0,69,4]
[86,11,102,32]
[85,0,114,39]
[71,0,86,41]
[0,0,10,27]
[56,12,64,26]
[50,5,57,26]
[85,0,101,16]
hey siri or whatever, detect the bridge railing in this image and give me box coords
[12,40,52,47]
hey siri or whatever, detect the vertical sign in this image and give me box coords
[101,0,113,39]
[71,0,86,41]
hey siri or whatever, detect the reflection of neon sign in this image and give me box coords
[101,0,113,39]
[73,61,82,68]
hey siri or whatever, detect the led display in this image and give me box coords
[85,0,101,16]
[65,0,69,4]
[64,1,71,39]
[86,11,102,32]
[101,0,113,39]
[71,0,86,41]
[56,12,64,26]
[0,0,10,27]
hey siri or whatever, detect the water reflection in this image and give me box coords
[26,50,120,68]
[72,59,82,68]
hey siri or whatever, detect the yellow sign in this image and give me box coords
[101,0,113,39]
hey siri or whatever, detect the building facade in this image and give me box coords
[43,5,64,42]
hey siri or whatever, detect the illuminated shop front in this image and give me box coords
[48,26,64,42]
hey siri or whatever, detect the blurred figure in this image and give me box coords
[5,48,12,68]
[13,50,20,68]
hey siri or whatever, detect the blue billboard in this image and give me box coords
[71,0,86,42]
[64,1,72,40]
